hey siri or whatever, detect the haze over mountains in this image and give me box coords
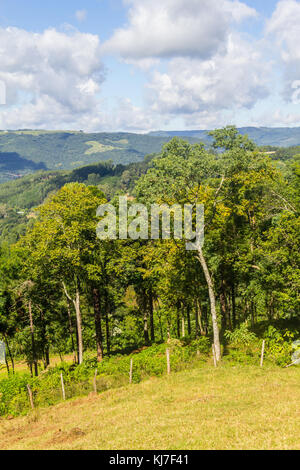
[0,127,300,183]
[149,127,300,147]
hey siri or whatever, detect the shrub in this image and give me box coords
[0,342,206,417]
[189,337,211,354]
[224,322,258,347]
[264,326,294,366]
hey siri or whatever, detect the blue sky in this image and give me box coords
[0,0,300,132]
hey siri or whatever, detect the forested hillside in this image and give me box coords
[0,127,299,395]
[1,128,300,184]
[0,130,186,183]
[0,158,153,245]
[0,128,299,245]
[150,126,300,147]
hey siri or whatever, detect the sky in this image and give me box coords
[0,0,300,132]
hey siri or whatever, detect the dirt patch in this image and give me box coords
[46,427,86,447]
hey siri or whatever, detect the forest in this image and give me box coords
[0,130,194,182]
[0,126,299,417]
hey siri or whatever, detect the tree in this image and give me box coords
[136,138,223,360]
[17,183,107,364]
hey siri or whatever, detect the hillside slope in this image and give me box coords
[1,366,300,450]
[1,127,300,183]
[0,158,150,244]
[0,131,186,182]
[150,127,300,147]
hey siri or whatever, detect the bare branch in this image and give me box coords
[205,175,225,229]
[62,282,73,302]
[270,190,296,213]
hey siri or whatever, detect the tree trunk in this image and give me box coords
[197,246,221,362]
[66,298,77,364]
[45,348,50,368]
[250,301,255,328]
[149,288,155,343]
[195,300,200,338]
[142,290,149,345]
[197,300,206,336]
[4,334,14,374]
[5,356,9,374]
[176,305,181,339]
[40,310,50,368]
[186,305,191,336]
[104,291,111,356]
[74,288,83,364]
[63,281,83,364]
[231,281,236,329]
[28,300,38,376]
[93,287,103,362]
[220,280,231,333]
[144,312,149,344]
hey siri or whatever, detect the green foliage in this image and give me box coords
[0,373,31,416]
[264,326,294,366]
[0,158,154,244]
[0,131,201,183]
[209,126,256,152]
[223,349,258,365]
[0,127,299,413]
[0,342,206,417]
[224,322,258,347]
[182,337,211,354]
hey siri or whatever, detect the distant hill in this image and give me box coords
[0,130,196,183]
[0,158,152,244]
[0,127,300,183]
[149,127,300,147]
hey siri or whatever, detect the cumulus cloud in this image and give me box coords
[251,108,300,127]
[266,0,300,102]
[102,0,257,61]
[0,1,294,131]
[0,27,104,129]
[103,98,157,132]
[146,34,270,122]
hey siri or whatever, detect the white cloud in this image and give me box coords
[222,0,257,22]
[251,108,300,127]
[103,0,257,61]
[266,0,300,102]
[0,1,297,132]
[0,27,104,129]
[146,34,270,123]
[103,98,157,132]
[75,9,87,22]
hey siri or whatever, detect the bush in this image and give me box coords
[0,342,207,417]
[189,337,211,354]
[264,326,294,366]
[0,373,32,416]
[224,322,258,347]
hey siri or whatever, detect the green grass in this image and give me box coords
[1,364,300,450]
[85,141,118,154]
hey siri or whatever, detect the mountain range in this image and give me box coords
[0,127,300,183]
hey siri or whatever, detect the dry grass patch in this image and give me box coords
[0,365,300,450]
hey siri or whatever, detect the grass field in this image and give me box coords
[1,364,299,450]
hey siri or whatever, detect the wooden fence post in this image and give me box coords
[93,369,98,393]
[27,384,34,410]
[166,349,171,375]
[212,345,217,368]
[260,340,265,367]
[60,372,66,400]
[129,358,133,384]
